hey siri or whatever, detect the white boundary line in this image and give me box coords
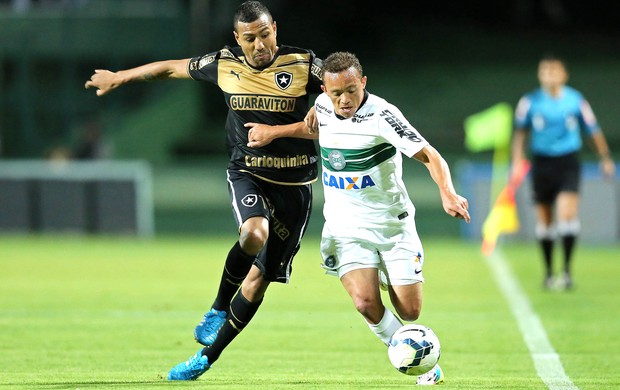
[485,250,579,390]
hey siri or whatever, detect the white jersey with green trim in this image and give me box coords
[315,91,429,229]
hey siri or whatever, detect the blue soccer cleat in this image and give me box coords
[167,349,210,381]
[416,364,444,385]
[194,308,227,346]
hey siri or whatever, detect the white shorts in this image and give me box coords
[320,220,425,285]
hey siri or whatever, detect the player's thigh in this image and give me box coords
[340,267,381,301]
[556,191,580,221]
[263,182,312,242]
[258,183,312,282]
[535,203,554,225]
[388,282,423,319]
[340,267,383,319]
[227,170,270,229]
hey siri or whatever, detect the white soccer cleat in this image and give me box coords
[416,364,444,386]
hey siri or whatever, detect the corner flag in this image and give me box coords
[464,102,528,255]
[481,160,530,256]
[464,102,512,153]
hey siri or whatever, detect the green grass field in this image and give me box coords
[1,235,618,389]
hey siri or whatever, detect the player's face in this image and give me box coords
[321,67,367,118]
[538,60,568,90]
[234,14,278,68]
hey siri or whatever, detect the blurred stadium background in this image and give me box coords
[1,0,618,238]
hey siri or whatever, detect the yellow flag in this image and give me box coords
[481,188,520,256]
[481,160,530,255]
[464,102,513,152]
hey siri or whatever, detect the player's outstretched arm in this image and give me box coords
[245,107,319,148]
[245,120,318,148]
[84,59,191,96]
[413,145,471,223]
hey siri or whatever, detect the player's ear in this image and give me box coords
[321,85,326,93]
[273,21,277,37]
[233,30,240,44]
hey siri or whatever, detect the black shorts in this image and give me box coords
[531,152,580,204]
[226,169,313,283]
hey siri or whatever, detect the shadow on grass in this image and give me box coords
[0,378,423,389]
[0,381,169,389]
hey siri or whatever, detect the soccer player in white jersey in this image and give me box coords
[313,51,470,385]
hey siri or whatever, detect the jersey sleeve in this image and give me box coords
[307,52,324,95]
[377,102,428,158]
[514,95,532,130]
[578,98,600,135]
[187,50,221,84]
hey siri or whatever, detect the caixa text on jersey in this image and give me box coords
[323,172,376,190]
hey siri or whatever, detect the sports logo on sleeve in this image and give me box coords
[241,194,258,207]
[311,62,323,80]
[275,71,293,90]
[198,55,216,69]
[380,109,422,142]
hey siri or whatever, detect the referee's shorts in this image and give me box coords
[226,169,313,283]
[531,152,580,204]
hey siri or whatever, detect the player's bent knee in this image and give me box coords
[396,305,421,322]
[352,296,382,320]
[399,310,420,322]
[239,227,268,255]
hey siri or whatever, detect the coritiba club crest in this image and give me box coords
[328,150,346,171]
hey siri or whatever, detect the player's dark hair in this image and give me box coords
[540,53,566,68]
[323,52,363,76]
[234,1,273,30]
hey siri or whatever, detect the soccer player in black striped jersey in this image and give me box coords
[86,1,322,380]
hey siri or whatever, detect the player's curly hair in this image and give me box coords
[234,1,273,30]
[322,52,363,76]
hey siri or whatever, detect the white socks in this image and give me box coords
[535,223,555,240]
[557,219,580,236]
[367,308,402,345]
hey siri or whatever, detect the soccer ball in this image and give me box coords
[388,324,441,376]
